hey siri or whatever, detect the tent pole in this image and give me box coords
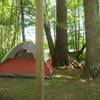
[35,0,45,100]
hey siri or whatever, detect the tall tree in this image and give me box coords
[0,0,4,49]
[35,0,45,100]
[82,0,100,79]
[44,23,55,62]
[20,0,25,41]
[44,0,55,64]
[53,0,68,67]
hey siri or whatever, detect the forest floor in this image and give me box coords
[0,68,100,100]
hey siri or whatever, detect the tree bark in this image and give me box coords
[20,0,25,42]
[74,3,78,51]
[35,0,45,100]
[82,0,100,79]
[44,23,55,64]
[77,0,81,51]
[54,0,68,67]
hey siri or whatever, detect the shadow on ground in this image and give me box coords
[0,68,100,100]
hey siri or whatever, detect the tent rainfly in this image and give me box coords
[0,41,54,78]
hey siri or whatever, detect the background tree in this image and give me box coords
[44,0,55,65]
[82,0,100,79]
[53,0,68,67]
[20,0,26,41]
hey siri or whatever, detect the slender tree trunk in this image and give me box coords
[71,26,76,51]
[0,26,3,49]
[53,17,56,41]
[11,10,18,48]
[44,0,55,65]
[5,1,13,51]
[44,23,55,64]
[16,0,20,44]
[54,0,68,67]
[74,4,78,52]
[35,0,45,100]
[82,0,100,79]
[83,22,85,45]
[20,0,25,42]
[0,1,4,49]
[77,0,80,51]
[96,0,99,13]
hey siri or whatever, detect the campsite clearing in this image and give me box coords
[0,69,100,100]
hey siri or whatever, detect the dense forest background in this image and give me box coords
[0,0,100,79]
[0,0,85,60]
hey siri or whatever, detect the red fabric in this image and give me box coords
[46,59,54,74]
[0,58,53,77]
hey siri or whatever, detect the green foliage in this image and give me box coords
[0,0,86,61]
[67,0,85,51]
[22,0,36,27]
[0,0,20,61]
[0,0,36,61]
[0,49,7,61]
[43,40,48,50]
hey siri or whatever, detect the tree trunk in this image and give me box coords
[44,23,55,64]
[82,0,100,79]
[54,0,68,67]
[0,1,4,49]
[74,3,78,52]
[0,26,3,49]
[35,0,45,100]
[20,0,25,42]
[77,0,81,51]
[96,0,99,13]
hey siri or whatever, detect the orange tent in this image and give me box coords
[0,42,54,78]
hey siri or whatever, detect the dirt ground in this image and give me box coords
[0,68,100,100]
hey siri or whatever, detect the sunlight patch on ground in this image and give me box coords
[53,74,74,79]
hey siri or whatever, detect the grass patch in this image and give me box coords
[0,69,100,100]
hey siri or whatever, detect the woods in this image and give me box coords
[0,0,100,100]
[0,0,100,78]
